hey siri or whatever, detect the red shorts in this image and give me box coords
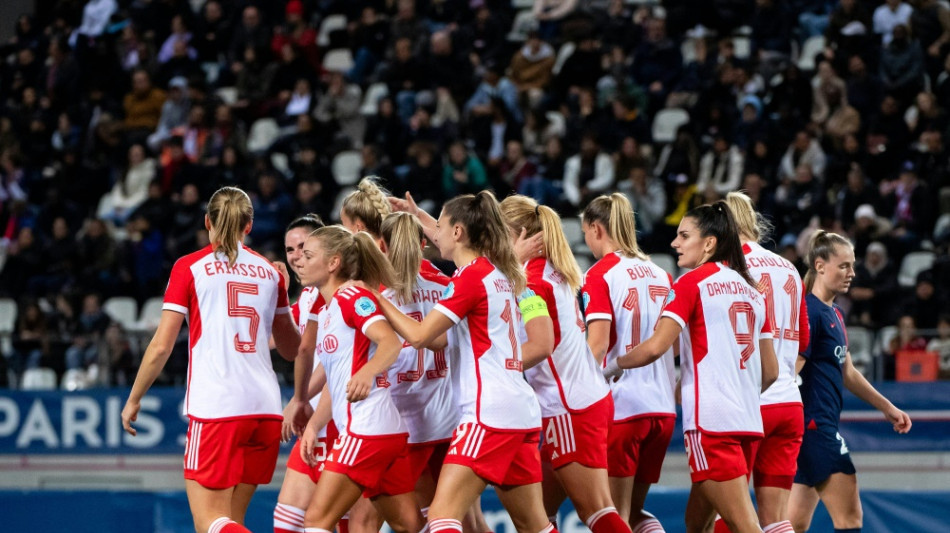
[407,441,450,484]
[287,422,340,484]
[541,394,613,469]
[607,414,675,482]
[750,403,804,489]
[684,430,760,483]
[183,417,281,489]
[445,422,543,487]
[323,432,415,498]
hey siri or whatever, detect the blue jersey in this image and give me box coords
[800,293,849,430]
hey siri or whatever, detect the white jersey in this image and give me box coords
[743,242,809,406]
[382,262,460,444]
[661,262,771,435]
[433,257,541,431]
[292,286,322,332]
[582,251,676,422]
[163,244,289,420]
[522,258,609,417]
[314,286,407,438]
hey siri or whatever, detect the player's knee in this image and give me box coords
[789,515,811,533]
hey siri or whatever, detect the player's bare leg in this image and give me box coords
[787,483,820,533]
[348,496,383,533]
[304,471,366,531]
[754,486,791,527]
[817,473,862,531]
[372,492,426,533]
[230,483,257,525]
[275,470,317,533]
[185,480,247,533]
[495,482,554,533]
[461,496,491,533]
[541,460,567,523]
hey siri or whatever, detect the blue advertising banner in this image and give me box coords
[1,383,948,454]
[1,487,948,533]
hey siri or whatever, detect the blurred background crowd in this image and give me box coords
[0,0,948,389]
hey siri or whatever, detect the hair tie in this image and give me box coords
[534,205,540,216]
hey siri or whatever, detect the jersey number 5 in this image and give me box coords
[228,281,260,354]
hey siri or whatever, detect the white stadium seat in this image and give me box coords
[332,151,363,186]
[898,251,935,287]
[652,108,690,144]
[103,297,138,331]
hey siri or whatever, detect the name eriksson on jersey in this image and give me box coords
[203,261,276,280]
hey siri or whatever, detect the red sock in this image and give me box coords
[337,518,349,533]
[713,518,732,533]
[587,507,633,533]
[208,517,251,533]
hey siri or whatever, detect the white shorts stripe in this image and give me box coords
[555,415,567,454]
[462,424,479,457]
[565,413,576,454]
[689,432,708,471]
[348,438,363,466]
[471,425,485,457]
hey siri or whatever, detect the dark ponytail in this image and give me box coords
[685,201,755,287]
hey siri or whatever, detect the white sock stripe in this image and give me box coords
[763,521,794,533]
[208,517,231,533]
[585,507,616,528]
[420,507,430,519]
[632,518,665,533]
[274,504,306,527]
[275,503,306,518]
[429,519,463,532]
[417,524,430,533]
[539,523,556,533]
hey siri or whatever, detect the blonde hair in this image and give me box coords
[311,225,396,289]
[500,195,582,292]
[580,193,647,260]
[804,230,853,292]
[207,186,253,267]
[725,191,773,243]
[443,191,527,295]
[341,177,391,237]
[380,212,424,302]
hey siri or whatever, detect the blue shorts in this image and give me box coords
[794,427,856,487]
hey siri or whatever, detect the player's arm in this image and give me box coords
[272,311,301,361]
[796,355,807,374]
[842,351,912,434]
[122,310,185,436]
[586,320,611,365]
[759,337,779,392]
[520,292,554,369]
[301,387,332,467]
[293,318,317,402]
[347,319,403,402]
[613,317,682,371]
[378,295,450,350]
[389,192,439,242]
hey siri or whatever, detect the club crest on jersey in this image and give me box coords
[664,289,676,306]
[323,335,339,353]
[443,282,455,299]
[582,291,590,310]
[354,296,377,317]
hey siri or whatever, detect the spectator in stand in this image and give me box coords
[910,0,950,79]
[390,0,429,56]
[563,133,614,208]
[617,162,666,247]
[850,241,901,328]
[884,314,929,379]
[465,62,522,124]
[632,16,682,113]
[166,184,206,259]
[779,130,827,183]
[77,218,118,295]
[906,92,949,140]
[882,166,937,252]
[866,95,911,181]
[654,125,700,185]
[384,37,430,122]
[118,213,166,302]
[158,15,196,65]
[874,0,914,46]
[775,164,825,240]
[499,139,537,194]
[124,69,167,141]
[9,300,49,386]
[697,134,744,199]
[30,216,78,297]
[913,129,950,188]
[826,0,873,69]
[249,172,292,252]
[845,54,884,123]
[880,25,925,106]
[464,5,507,69]
[817,84,861,150]
[271,0,320,72]
[443,140,489,197]
[229,5,271,65]
[751,0,792,59]
[64,293,112,375]
[0,227,42,300]
[402,142,443,214]
[851,204,893,258]
[193,0,231,65]
[348,6,390,85]
[927,315,950,378]
[509,31,556,107]
[900,270,945,330]
[315,71,365,148]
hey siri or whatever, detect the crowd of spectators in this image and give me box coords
[1,0,949,387]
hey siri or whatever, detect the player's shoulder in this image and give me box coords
[452,256,494,284]
[676,261,720,286]
[240,244,280,272]
[335,286,380,317]
[172,245,215,271]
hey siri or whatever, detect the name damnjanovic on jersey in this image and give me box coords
[705,280,762,301]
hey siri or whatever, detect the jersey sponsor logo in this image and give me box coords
[443,282,455,299]
[323,335,339,353]
[354,297,376,317]
[834,345,847,364]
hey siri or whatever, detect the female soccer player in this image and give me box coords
[370,191,555,533]
[297,225,425,533]
[788,231,911,533]
[379,212,459,519]
[606,201,779,533]
[341,177,391,244]
[718,192,810,533]
[499,195,628,533]
[273,214,335,533]
[579,193,675,533]
[122,186,301,533]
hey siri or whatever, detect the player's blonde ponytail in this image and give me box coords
[725,191,773,244]
[581,194,648,261]
[311,225,396,290]
[381,212,424,302]
[500,195,582,292]
[207,186,253,267]
[341,177,392,237]
[443,191,526,295]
